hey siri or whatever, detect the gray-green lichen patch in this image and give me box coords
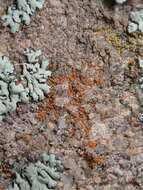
[138,57,143,69]
[0,50,51,121]
[138,57,143,89]
[0,52,15,82]
[21,49,51,101]
[1,0,45,33]
[127,10,143,33]
[7,153,63,190]
[23,49,42,63]
[0,53,29,121]
[115,0,126,4]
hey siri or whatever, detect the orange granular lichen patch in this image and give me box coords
[94,77,107,87]
[37,111,46,120]
[36,70,108,167]
[37,104,47,120]
[88,140,100,148]
[79,151,106,167]
[54,108,61,119]
[88,157,106,167]
[69,124,77,138]
[0,162,11,175]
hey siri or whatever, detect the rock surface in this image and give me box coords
[0,0,143,190]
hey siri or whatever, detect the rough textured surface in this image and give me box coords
[0,0,143,190]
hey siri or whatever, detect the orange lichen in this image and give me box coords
[37,111,46,120]
[37,69,109,167]
[0,162,11,175]
[88,140,100,148]
[69,124,77,138]
[79,151,106,167]
[94,77,107,87]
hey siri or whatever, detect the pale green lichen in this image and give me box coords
[128,10,143,33]
[16,0,45,12]
[0,53,29,121]
[138,57,143,69]
[21,49,51,101]
[138,56,143,89]
[23,49,42,63]
[0,50,51,121]
[7,154,63,190]
[1,6,31,33]
[0,52,15,82]
[1,0,45,33]
[115,0,126,4]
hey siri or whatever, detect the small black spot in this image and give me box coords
[103,0,115,9]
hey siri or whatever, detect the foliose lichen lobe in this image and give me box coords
[7,153,63,190]
[128,10,143,33]
[0,50,51,121]
[1,0,45,33]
